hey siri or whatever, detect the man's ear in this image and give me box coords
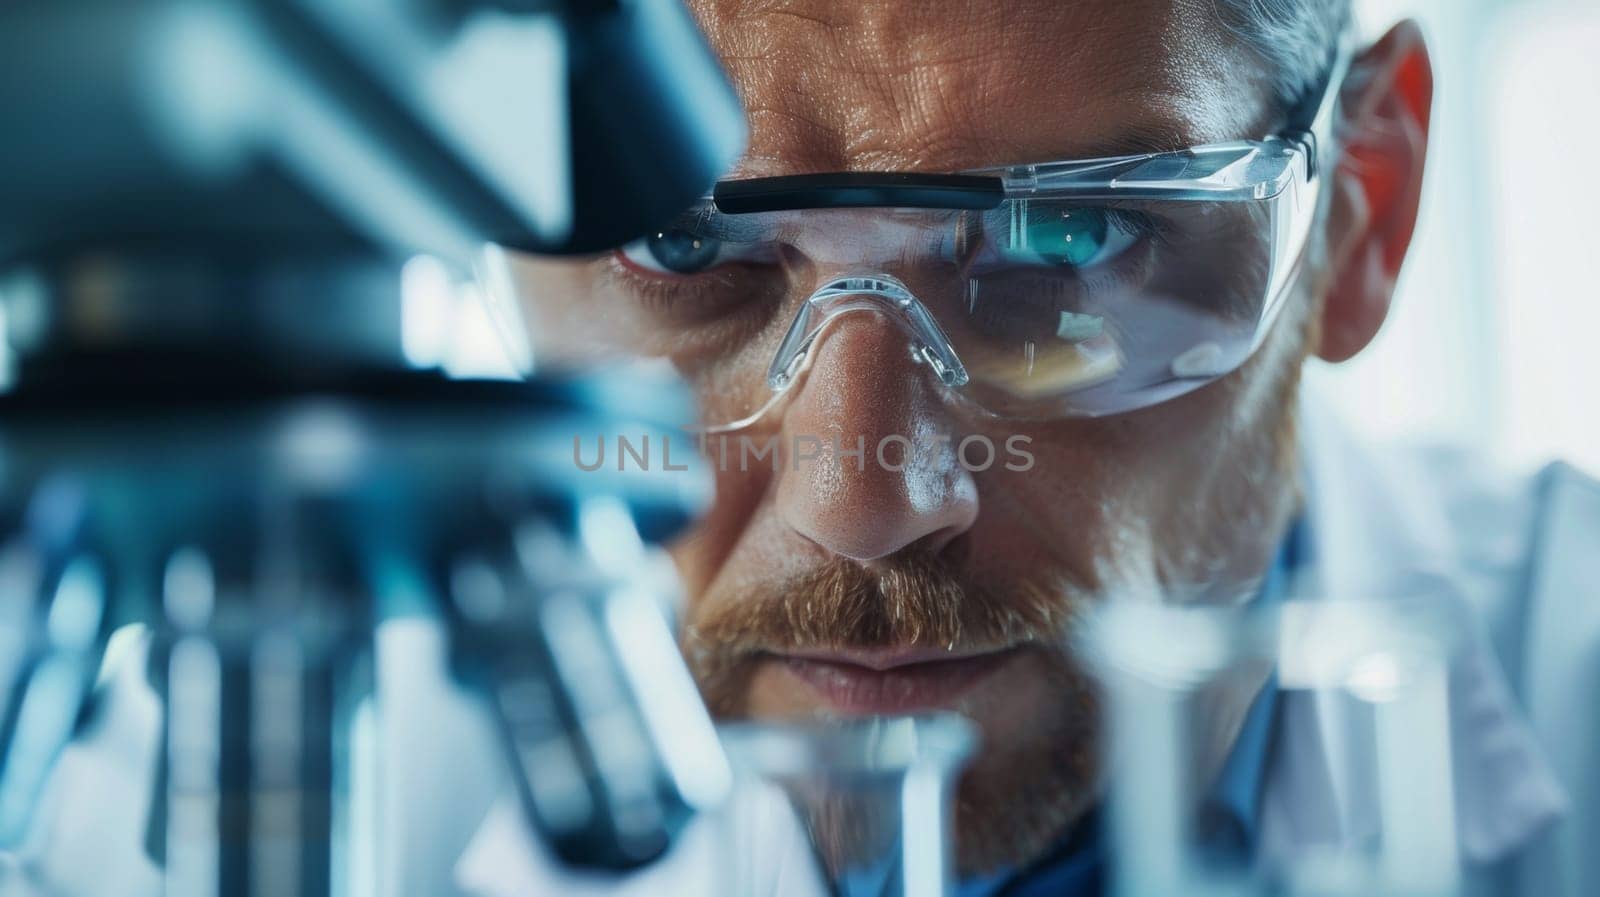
[1316,20,1433,363]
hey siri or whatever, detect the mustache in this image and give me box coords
[683,551,1083,711]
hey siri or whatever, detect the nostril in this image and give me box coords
[790,511,972,564]
[893,524,971,566]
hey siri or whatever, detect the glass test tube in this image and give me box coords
[1087,595,1466,897]
[717,714,975,897]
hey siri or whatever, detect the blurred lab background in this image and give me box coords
[1319,0,1600,475]
[0,3,1594,897]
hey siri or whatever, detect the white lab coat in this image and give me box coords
[1258,394,1593,897]
[1,395,1595,897]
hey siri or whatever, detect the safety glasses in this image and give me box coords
[492,39,1350,433]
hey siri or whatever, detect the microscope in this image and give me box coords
[0,1,744,894]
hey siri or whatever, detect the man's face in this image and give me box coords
[526,0,1319,873]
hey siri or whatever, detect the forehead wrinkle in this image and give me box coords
[690,0,1274,178]
[693,2,860,171]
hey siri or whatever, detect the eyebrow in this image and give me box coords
[721,114,1206,184]
[1057,118,1202,160]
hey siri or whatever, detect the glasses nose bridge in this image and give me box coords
[765,273,971,397]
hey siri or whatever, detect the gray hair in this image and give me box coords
[1213,0,1353,115]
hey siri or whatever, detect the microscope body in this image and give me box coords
[0,0,745,894]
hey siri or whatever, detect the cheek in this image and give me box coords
[670,465,766,596]
[984,298,1310,592]
[669,436,795,602]
[1128,281,1315,480]
[1142,297,1313,586]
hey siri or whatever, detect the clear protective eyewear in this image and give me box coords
[492,40,1350,433]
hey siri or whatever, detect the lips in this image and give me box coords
[773,646,1019,714]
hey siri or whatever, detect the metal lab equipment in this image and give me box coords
[0,0,745,894]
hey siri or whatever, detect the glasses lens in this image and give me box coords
[939,193,1296,417]
[488,179,1310,429]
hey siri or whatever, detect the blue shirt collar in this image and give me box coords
[1202,519,1302,848]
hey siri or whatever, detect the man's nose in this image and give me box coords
[775,311,979,562]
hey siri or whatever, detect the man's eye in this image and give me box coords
[996,207,1138,269]
[621,230,723,274]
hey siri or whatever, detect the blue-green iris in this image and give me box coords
[1008,208,1109,268]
